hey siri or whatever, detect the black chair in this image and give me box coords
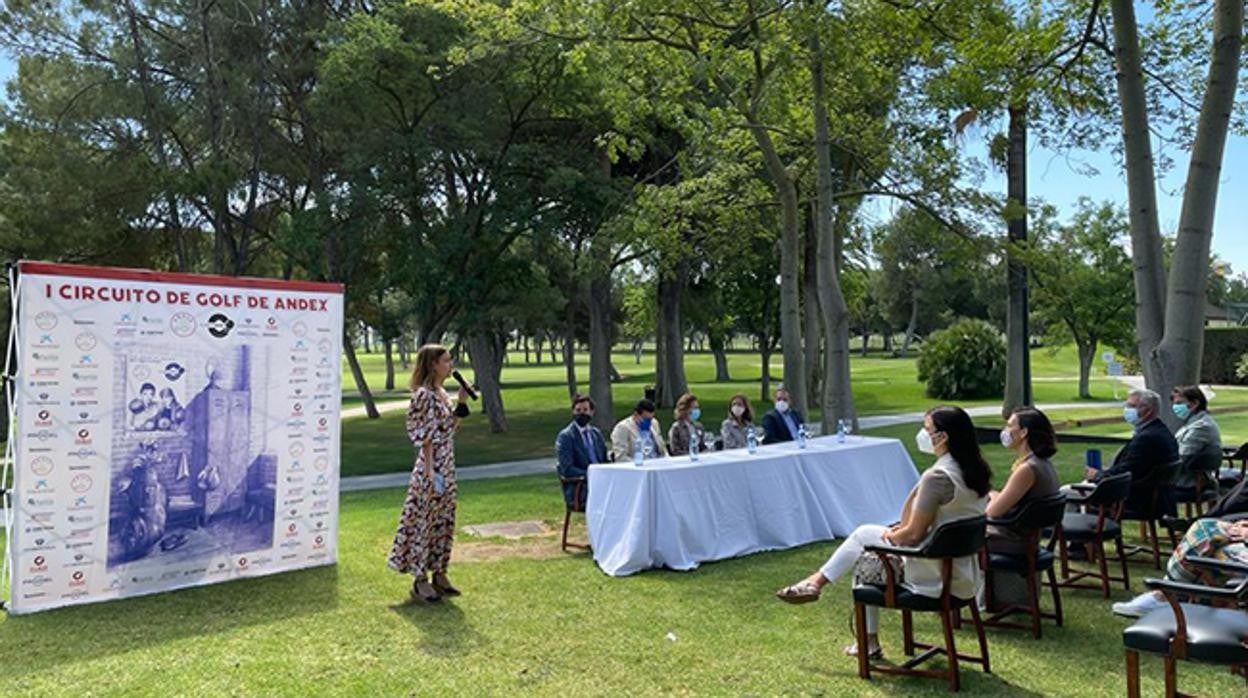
[1121,460,1182,569]
[1056,471,1132,598]
[559,476,590,553]
[1171,450,1224,519]
[982,492,1067,638]
[1123,557,1248,697]
[853,515,991,692]
[1222,442,1248,489]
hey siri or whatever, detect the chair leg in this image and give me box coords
[1148,520,1161,569]
[854,602,871,680]
[968,602,991,674]
[561,509,572,552]
[941,608,960,692]
[1096,538,1111,599]
[1046,566,1064,627]
[1164,654,1178,698]
[1026,568,1042,639]
[1126,650,1141,698]
[902,609,915,656]
[1115,535,1131,591]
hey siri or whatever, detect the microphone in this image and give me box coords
[452,370,478,400]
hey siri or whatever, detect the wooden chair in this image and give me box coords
[1221,443,1248,490]
[981,492,1067,638]
[853,515,991,692]
[1056,472,1132,598]
[1171,450,1225,520]
[559,476,590,553]
[1123,557,1248,697]
[1122,460,1182,569]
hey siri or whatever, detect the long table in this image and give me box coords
[586,435,920,576]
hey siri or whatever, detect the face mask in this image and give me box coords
[638,417,653,433]
[1172,403,1191,421]
[775,400,789,413]
[916,428,936,455]
[1123,407,1140,425]
[573,413,592,427]
[999,429,1014,449]
[731,404,746,418]
[689,407,701,422]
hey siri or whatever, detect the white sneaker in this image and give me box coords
[1112,593,1166,618]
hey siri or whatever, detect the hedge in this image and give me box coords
[1202,327,1248,384]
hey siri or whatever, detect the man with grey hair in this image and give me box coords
[761,384,806,444]
[1085,387,1178,514]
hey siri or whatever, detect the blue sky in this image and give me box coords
[0,53,1244,276]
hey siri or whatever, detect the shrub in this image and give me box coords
[917,319,1007,399]
[1203,328,1248,384]
[1237,352,1248,382]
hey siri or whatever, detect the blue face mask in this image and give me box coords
[638,417,653,433]
[689,407,701,422]
[1123,407,1140,425]
[1172,403,1191,421]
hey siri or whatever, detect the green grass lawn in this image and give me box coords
[2,467,1243,696]
[339,346,1248,477]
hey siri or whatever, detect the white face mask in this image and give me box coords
[1000,429,1014,449]
[775,400,789,413]
[731,404,746,418]
[916,428,936,454]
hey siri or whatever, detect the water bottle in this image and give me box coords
[689,428,700,462]
[746,426,758,454]
[797,424,807,450]
[836,419,846,444]
[633,437,644,466]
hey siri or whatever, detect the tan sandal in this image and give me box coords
[775,580,821,604]
[843,642,883,659]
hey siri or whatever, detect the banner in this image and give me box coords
[5,262,344,614]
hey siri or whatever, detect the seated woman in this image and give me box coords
[775,405,992,659]
[1170,385,1223,490]
[986,407,1060,555]
[1112,516,1248,617]
[668,393,709,456]
[720,393,755,450]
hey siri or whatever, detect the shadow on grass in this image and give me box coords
[2,564,340,676]
[388,597,488,658]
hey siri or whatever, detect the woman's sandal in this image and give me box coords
[843,642,884,660]
[411,579,442,603]
[432,576,461,597]
[775,580,821,604]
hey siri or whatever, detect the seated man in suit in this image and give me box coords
[611,398,667,463]
[555,395,608,509]
[1083,388,1179,515]
[761,386,806,444]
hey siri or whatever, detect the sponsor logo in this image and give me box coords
[33,410,53,427]
[73,355,95,368]
[313,535,326,549]
[65,541,93,550]
[29,556,48,573]
[70,474,93,493]
[141,315,162,325]
[74,332,97,351]
[318,339,332,354]
[26,496,55,507]
[117,313,136,325]
[34,367,59,378]
[74,428,92,445]
[170,312,196,337]
[31,351,59,362]
[236,557,249,569]
[23,537,55,552]
[73,386,99,397]
[37,334,58,347]
[71,372,99,381]
[289,460,303,471]
[289,442,305,457]
[164,362,185,381]
[22,574,53,588]
[265,317,278,332]
[67,447,98,459]
[69,570,87,587]
[206,313,235,339]
[70,496,92,510]
[292,340,308,352]
[34,311,58,330]
[27,429,57,442]
[292,321,308,337]
[67,514,94,525]
[70,399,99,407]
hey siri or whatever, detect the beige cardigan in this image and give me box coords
[610,416,668,462]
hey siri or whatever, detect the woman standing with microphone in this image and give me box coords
[387,344,472,603]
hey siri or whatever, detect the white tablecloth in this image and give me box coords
[586,435,920,576]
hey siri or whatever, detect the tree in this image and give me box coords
[1109,0,1243,421]
[1027,200,1135,398]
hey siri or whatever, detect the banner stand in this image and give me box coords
[1,263,21,611]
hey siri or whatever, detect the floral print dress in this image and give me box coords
[387,385,458,577]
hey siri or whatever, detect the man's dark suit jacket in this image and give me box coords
[761,408,805,445]
[1098,417,1179,515]
[555,421,608,508]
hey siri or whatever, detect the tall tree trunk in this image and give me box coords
[900,296,920,357]
[563,303,578,401]
[344,329,379,419]
[588,268,615,431]
[710,332,732,382]
[1112,0,1242,427]
[760,343,772,403]
[465,332,507,433]
[534,334,543,365]
[362,326,372,354]
[748,126,807,417]
[548,332,559,364]
[399,336,410,369]
[1110,0,1167,384]
[523,335,530,364]
[383,337,395,391]
[1077,340,1095,399]
[803,202,823,407]
[811,33,856,431]
[654,265,689,408]
[1003,103,1033,417]
[861,331,870,356]
[883,331,893,354]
